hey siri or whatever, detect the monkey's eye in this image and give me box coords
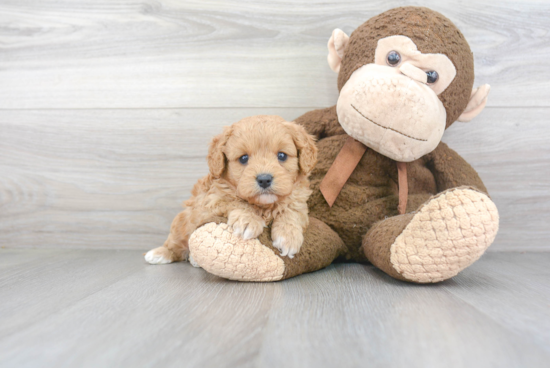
[426,71,439,84]
[277,152,288,162]
[386,51,401,66]
[239,154,249,164]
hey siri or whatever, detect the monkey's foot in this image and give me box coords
[188,218,345,282]
[364,187,499,283]
[188,223,285,282]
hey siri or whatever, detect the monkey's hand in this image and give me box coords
[228,208,265,240]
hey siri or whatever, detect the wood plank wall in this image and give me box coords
[1,1,549,251]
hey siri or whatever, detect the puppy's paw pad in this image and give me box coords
[229,213,265,240]
[144,249,172,264]
[272,236,301,259]
[243,224,263,240]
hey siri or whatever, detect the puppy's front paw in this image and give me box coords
[228,210,265,240]
[272,226,304,259]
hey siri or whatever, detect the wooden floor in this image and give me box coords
[0,249,549,368]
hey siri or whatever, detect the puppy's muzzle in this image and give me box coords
[256,173,273,189]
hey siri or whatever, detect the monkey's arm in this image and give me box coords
[294,105,346,139]
[426,142,488,195]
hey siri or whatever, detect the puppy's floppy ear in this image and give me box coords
[285,122,318,175]
[207,126,232,178]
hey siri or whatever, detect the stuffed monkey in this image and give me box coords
[187,6,499,283]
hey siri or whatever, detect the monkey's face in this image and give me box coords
[336,36,457,162]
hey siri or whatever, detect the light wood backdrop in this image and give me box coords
[1,0,549,251]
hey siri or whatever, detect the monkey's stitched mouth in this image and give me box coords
[351,104,427,142]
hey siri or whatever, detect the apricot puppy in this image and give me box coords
[145,115,317,264]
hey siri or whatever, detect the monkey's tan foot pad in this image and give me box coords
[188,222,285,282]
[391,187,499,283]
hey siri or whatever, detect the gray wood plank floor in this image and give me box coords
[0,249,549,368]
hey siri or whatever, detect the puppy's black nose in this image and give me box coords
[256,174,273,189]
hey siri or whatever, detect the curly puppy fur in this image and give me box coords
[145,115,317,264]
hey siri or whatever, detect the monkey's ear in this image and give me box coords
[327,29,350,73]
[207,126,232,178]
[458,84,491,122]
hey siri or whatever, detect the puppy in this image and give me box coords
[145,115,317,264]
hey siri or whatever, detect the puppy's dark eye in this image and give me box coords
[277,152,287,162]
[426,70,439,84]
[239,154,249,164]
[386,51,401,66]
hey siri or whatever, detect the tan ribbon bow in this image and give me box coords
[319,137,408,215]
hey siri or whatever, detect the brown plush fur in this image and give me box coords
[338,6,474,128]
[146,115,317,263]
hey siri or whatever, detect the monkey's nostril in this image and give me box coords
[256,174,273,189]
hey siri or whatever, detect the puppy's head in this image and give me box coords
[208,115,317,205]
